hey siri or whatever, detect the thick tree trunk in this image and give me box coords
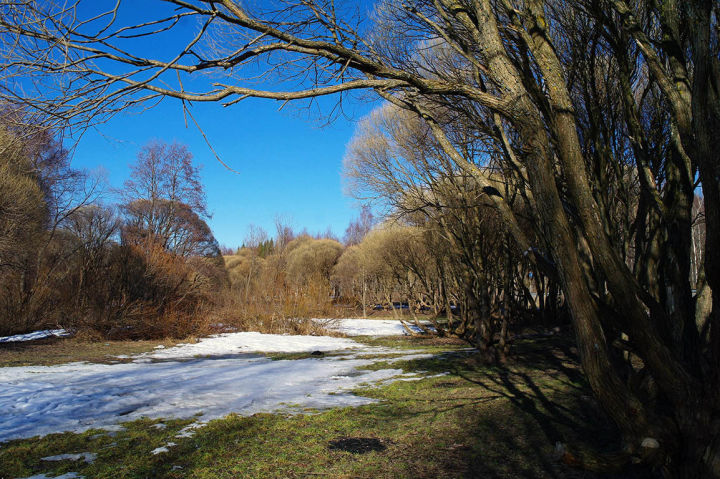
[463,0,650,440]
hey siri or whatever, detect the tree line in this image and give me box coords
[0,119,225,339]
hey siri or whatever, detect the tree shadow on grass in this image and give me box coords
[385,336,656,478]
[8,336,656,479]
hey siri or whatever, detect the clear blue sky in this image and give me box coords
[66,1,379,249]
[70,95,374,248]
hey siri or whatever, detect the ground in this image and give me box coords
[0,324,639,479]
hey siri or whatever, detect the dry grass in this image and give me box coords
[0,336,181,367]
[207,294,335,336]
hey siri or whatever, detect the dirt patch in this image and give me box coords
[328,437,388,454]
[409,336,468,347]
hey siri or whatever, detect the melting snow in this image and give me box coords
[151,446,172,455]
[138,332,362,360]
[0,324,435,443]
[175,423,203,438]
[321,318,432,336]
[0,329,70,343]
[41,453,96,464]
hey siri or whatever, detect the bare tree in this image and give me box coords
[122,141,207,217]
[273,215,295,252]
[343,205,374,245]
[0,108,106,333]
[0,120,46,272]
[120,140,218,257]
[344,101,538,358]
[244,224,269,250]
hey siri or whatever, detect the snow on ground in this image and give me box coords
[0,329,70,343]
[17,474,82,479]
[138,331,362,360]
[41,453,96,464]
[0,324,435,443]
[151,444,175,455]
[322,318,431,336]
[0,354,409,442]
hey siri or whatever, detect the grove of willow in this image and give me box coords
[0,1,717,477]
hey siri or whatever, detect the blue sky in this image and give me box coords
[71,94,374,248]
[65,1,380,248]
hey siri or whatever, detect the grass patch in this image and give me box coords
[0,336,633,479]
[352,334,469,351]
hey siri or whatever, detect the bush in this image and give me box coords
[70,238,220,339]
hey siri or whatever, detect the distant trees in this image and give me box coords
[332,245,367,315]
[343,205,374,246]
[286,237,343,286]
[121,141,219,258]
[224,231,345,326]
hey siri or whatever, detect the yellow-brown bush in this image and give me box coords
[216,238,348,333]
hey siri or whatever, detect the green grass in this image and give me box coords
[0,336,624,479]
[351,334,469,351]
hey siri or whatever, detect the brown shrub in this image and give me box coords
[208,289,333,336]
[59,237,217,339]
[214,242,347,335]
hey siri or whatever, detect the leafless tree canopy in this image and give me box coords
[343,204,374,245]
[0,0,529,132]
[120,140,219,257]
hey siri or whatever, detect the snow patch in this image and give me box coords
[175,423,203,438]
[0,329,70,343]
[0,328,442,443]
[137,332,363,360]
[385,353,436,363]
[41,452,96,464]
[151,442,177,455]
[0,332,423,442]
[320,319,430,336]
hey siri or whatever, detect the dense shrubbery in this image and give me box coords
[0,119,225,338]
[221,232,346,333]
[220,205,555,356]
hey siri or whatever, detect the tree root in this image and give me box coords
[554,442,632,473]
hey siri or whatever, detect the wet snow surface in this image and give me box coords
[135,331,363,360]
[0,320,435,442]
[0,329,70,343]
[41,453,96,464]
[17,474,83,479]
[320,318,431,336]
